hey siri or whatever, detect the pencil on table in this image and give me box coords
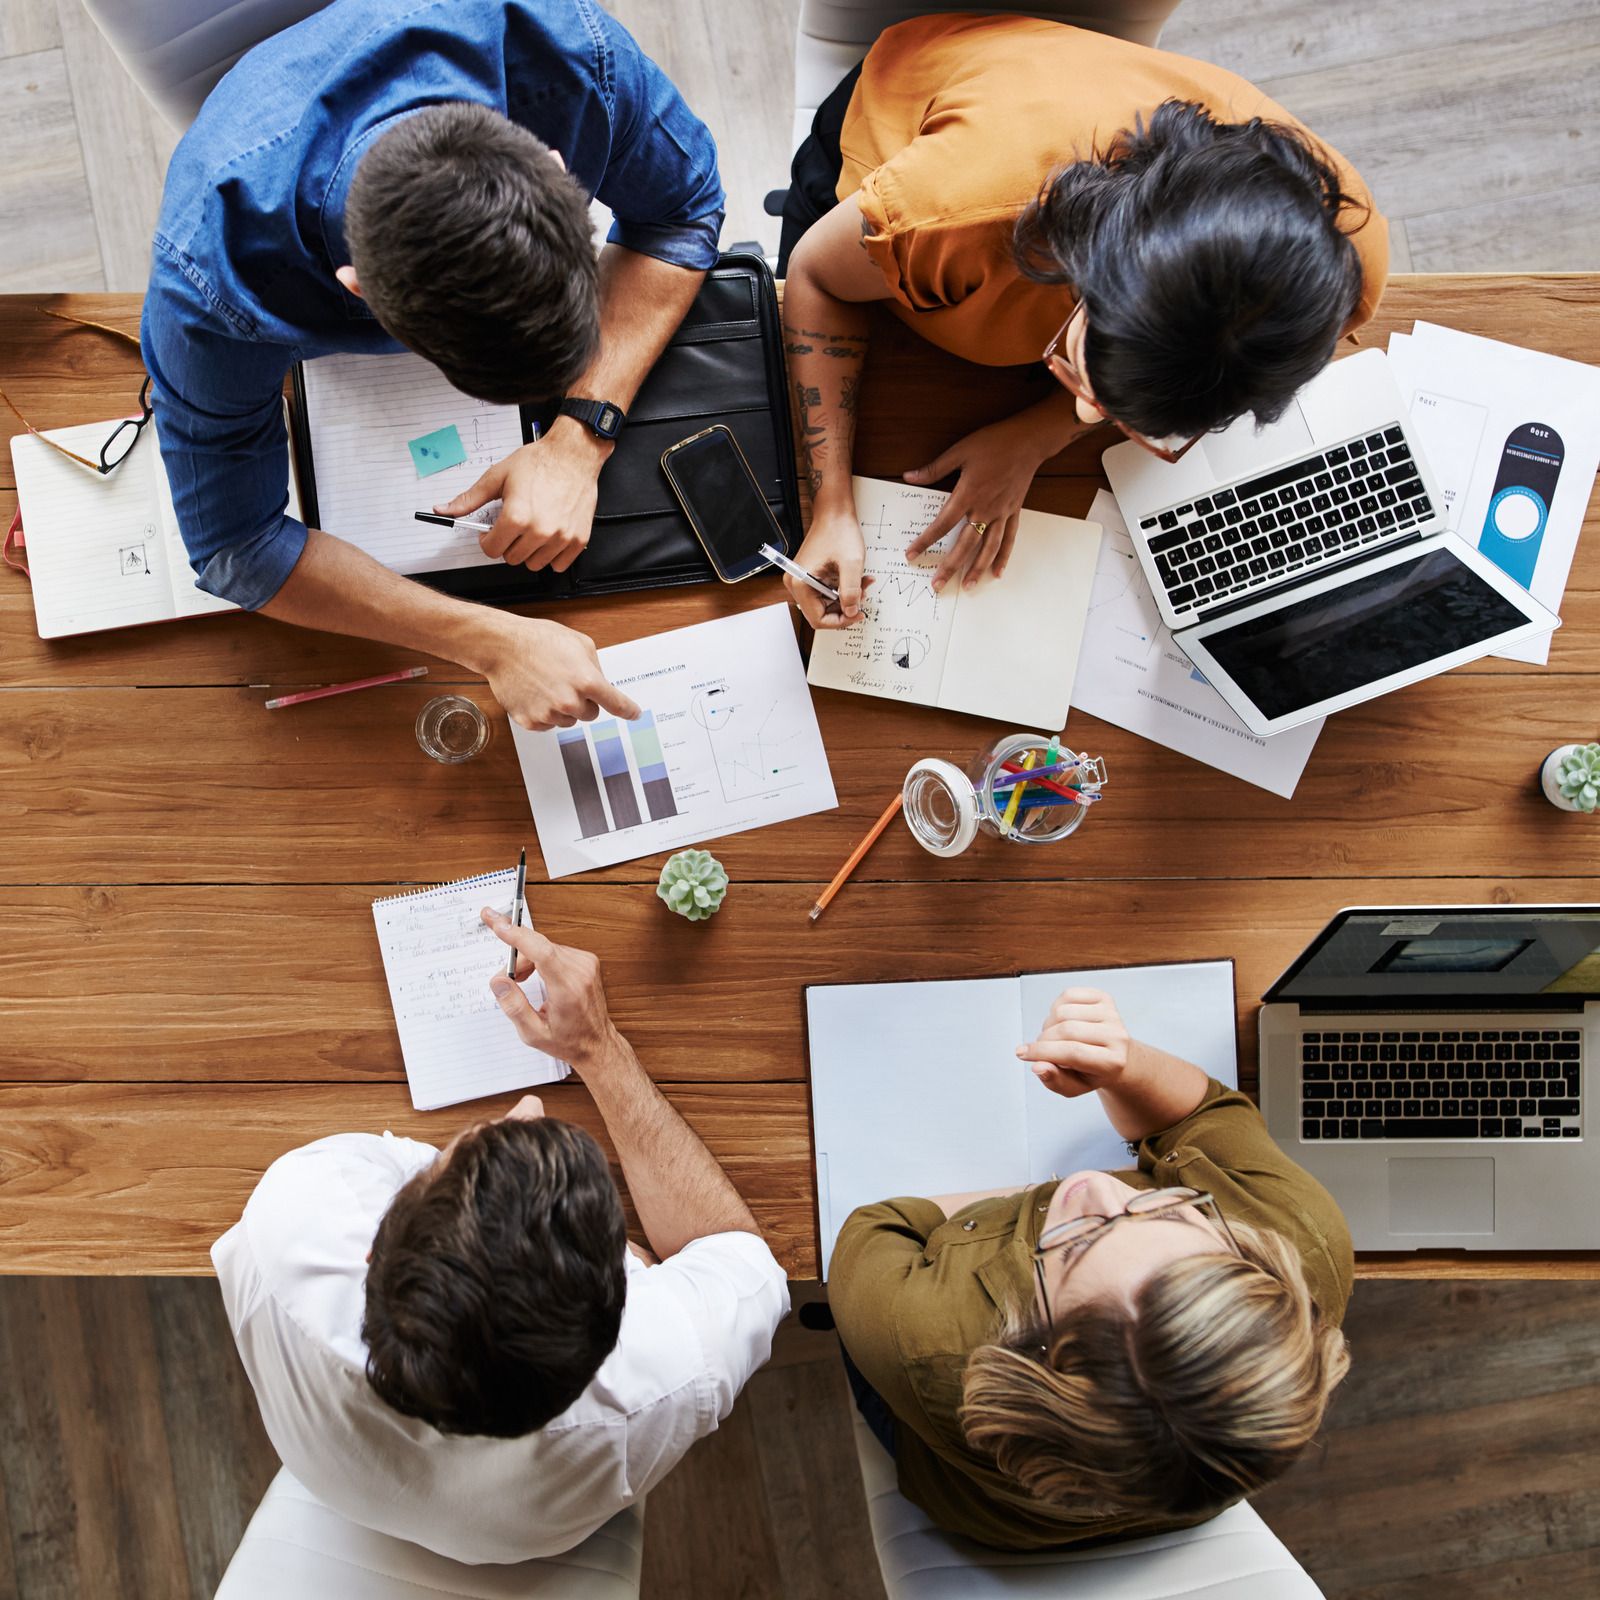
[809,794,904,922]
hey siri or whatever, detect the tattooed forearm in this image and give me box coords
[787,326,867,358]
[839,368,861,420]
[794,380,827,496]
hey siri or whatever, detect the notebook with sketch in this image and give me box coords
[372,869,570,1110]
[805,476,1102,731]
[9,417,300,639]
[293,349,525,576]
[807,960,1238,1277]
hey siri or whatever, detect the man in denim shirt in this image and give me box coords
[143,0,725,728]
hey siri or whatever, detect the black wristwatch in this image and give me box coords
[557,397,626,441]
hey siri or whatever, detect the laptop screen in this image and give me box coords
[1197,546,1529,720]
[1267,908,1600,1003]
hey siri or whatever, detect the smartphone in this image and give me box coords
[661,425,789,582]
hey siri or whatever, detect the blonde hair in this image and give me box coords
[960,1222,1349,1523]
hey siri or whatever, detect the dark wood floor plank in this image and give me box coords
[747,1355,885,1600]
[1341,1544,1600,1600]
[147,1279,280,1597]
[0,1283,77,1600]
[640,1387,784,1600]
[36,1280,191,1599]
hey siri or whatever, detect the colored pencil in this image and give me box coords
[1001,751,1038,832]
[990,761,1082,791]
[264,665,428,709]
[809,794,904,922]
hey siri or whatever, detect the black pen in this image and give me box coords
[508,848,527,979]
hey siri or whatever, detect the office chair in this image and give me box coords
[214,1469,645,1600]
[849,1409,1326,1599]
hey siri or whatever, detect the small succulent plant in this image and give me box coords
[656,849,729,920]
[1554,743,1600,813]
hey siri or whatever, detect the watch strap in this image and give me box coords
[557,397,625,440]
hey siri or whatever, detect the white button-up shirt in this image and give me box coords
[213,1131,790,1564]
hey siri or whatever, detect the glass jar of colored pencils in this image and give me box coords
[902,733,1106,855]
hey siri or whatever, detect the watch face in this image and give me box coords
[598,405,620,435]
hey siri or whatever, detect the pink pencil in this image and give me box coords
[264,665,429,710]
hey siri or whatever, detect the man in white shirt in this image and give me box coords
[213,914,790,1564]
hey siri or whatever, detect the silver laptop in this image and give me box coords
[1259,906,1599,1251]
[1102,349,1559,737]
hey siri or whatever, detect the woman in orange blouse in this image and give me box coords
[778,14,1389,627]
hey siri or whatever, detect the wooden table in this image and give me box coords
[2,278,1596,1281]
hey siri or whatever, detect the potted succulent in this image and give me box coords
[1540,742,1600,813]
[656,849,729,921]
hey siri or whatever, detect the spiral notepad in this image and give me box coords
[373,869,570,1110]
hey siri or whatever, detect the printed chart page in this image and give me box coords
[1070,490,1322,797]
[300,349,523,573]
[806,478,960,706]
[1016,961,1238,1182]
[808,978,1027,1278]
[11,423,230,637]
[372,869,569,1110]
[511,604,836,877]
[1387,322,1600,664]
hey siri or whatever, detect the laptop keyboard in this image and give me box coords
[1138,426,1436,619]
[1300,1028,1582,1141]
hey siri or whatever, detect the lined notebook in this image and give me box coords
[11,412,301,639]
[372,869,570,1110]
[297,350,524,574]
[806,476,1102,730]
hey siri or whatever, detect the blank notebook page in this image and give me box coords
[373,869,570,1110]
[300,350,523,574]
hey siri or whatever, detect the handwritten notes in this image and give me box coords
[300,349,522,573]
[807,478,1100,729]
[373,870,569,1109]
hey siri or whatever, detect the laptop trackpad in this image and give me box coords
[1200,401,1315,481]
[1388,1158,1495,1234]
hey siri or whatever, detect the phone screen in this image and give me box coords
[663,428,787,580]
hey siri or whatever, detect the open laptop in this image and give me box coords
[1259,906,1600,1251]
[1102,349,1559,737]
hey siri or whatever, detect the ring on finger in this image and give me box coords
[968,518,989,537]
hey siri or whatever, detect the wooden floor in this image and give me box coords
[2,0,1597,288]
[0,1275,1595,1599]
[2,3,1599,1597]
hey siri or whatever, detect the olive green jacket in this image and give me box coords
[828,1081,1354,1550]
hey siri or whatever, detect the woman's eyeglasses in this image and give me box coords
[0,309,153,475]
[1042,307,1204,465]
[1031,1186,1241,1334]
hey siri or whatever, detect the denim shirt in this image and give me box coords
[141,0,724,610]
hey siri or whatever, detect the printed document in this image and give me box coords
[511,605,836,877]
[1069,491,1322,797]
[1387,322,1600,664]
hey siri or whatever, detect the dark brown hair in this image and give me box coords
[344,102,600,402]
[363,1117,626,1437]
[1014,100,1368,439]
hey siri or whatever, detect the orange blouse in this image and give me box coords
[836,14,1388,367]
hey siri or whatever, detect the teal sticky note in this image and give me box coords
[408,423,467,478]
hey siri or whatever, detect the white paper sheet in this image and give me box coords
[511,605,837,878]
[299,349,523,572]
[807,477,1101,730]
[1387,321,1600,665]
[372,869,570,1110]
[1069,491,1322,797]
[809,960,1239,1276]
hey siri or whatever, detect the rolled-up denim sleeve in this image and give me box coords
[592,9,723,269]
[141,242,308,610]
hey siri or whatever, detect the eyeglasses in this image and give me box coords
[1042,305,1204,465]
[0,309,153,475]
[1031,1186,1241,1334]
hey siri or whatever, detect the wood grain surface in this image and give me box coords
[1,282,1597,1279]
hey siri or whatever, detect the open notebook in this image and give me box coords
[806,476,1101,730]
[807,960,1238,1277]
[372,869,570,1111]
[295,349,524,574]
[11,419,298,639]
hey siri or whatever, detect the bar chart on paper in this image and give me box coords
[513,606,837,877]
[557,712,680,840]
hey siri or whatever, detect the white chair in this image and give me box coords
[790,1,1190,153]
[214,1469,645,1600]
[78,0,333,128]
[849,1410,1326,1599]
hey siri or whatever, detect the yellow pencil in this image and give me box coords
[1002,750,1038,835]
